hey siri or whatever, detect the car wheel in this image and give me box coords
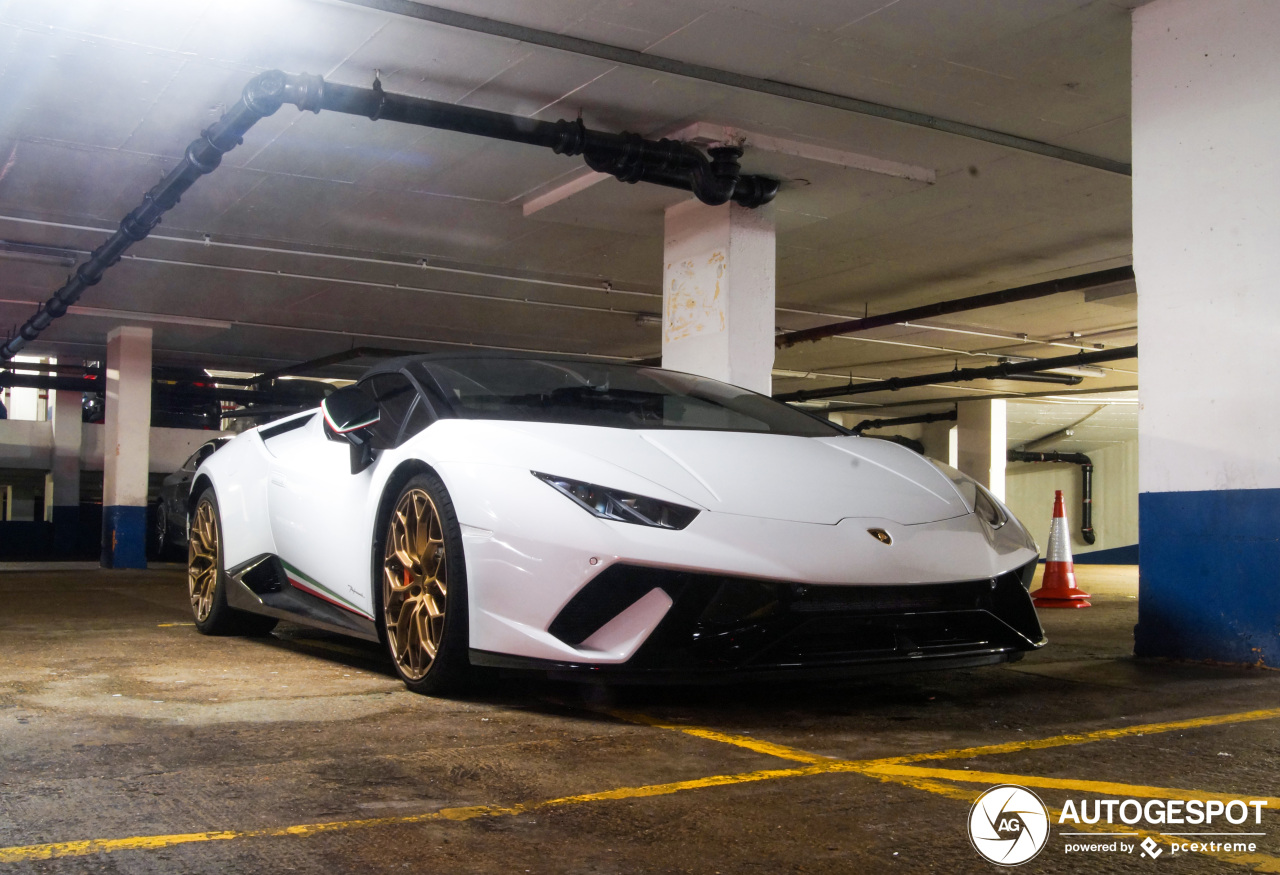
[152,502,171,560]
[379,472,469,695]
[188,488,278,636]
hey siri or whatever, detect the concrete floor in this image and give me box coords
[1,565,1278,874]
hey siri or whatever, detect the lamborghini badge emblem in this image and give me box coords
[868,528,892,545]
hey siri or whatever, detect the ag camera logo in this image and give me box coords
[968,785,1051,866]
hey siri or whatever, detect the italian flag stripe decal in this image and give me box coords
[280,559,374,620]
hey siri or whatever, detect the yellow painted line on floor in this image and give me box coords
[156,622,195,627]
[7,706,1280,865]
[607,709,833,764]
[611,706,1280,769]
[614,707,1280,872]
[880,706,1280,765]
[865,763,1280,809]
[0,763,845,863]
[859,772,1280,873]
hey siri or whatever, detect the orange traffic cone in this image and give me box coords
[1031,490,1091,608]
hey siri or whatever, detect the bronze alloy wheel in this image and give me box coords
[188,498,219,622]
[383,487,449,681]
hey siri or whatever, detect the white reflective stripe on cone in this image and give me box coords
[1046,516,1073,563]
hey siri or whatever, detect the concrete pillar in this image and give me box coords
[46,368,83,556]
[102,326,152,568]
[1133,0,1280,664]
[956,400,1006,500]
[7,483,35,521]
[920,422,958,466]
[8,356,42,420]
[661,200,776,394]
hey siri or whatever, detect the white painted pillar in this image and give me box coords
[46,367,83,555]
[1133,0,1280,664]
[956,400,1006,500]
[920,422,958,466]
[8,356,42,421]
[661,200,776,394]
[102,326,152,568]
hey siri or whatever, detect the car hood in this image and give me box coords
[436,421,970,526]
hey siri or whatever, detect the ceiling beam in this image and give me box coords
[341,0,1131,176]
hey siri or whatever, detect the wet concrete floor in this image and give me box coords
[1,565,1278,873]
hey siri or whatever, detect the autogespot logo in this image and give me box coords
[968,785,1051,866]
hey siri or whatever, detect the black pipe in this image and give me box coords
[0,71,301,361]
[851,409,957,434]
[857,383,1138,411]
[774,345,1137,403]
[0,361,95,377]
[864,434,926,455]
[1,70,777,361]
[0,374,99,393]
[776,266,1134,348]
[1007,449,1096,545]
[316,77,777,207]
[0,372,323,407]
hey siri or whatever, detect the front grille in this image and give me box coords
[787,580,992,615]
[760,614,1007,664]
[546,561,1044,672]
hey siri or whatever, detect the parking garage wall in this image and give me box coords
[1004,440,1138,563]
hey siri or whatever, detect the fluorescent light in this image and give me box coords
[1000,356,1106,378]
[65,306,231,329]
[0,240,83,267]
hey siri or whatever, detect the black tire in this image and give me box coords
[377,472,470,695]
[188,488,278,637]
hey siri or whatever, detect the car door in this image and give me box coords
[264,372,422,620]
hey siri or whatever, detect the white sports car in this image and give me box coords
[187,354,1044,693]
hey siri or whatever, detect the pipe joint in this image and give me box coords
[731,175,780,209]
[185,139,224,175]
[549,119,586,156]
[120,206,161,242]
[285,73,326,114]
[242,70,289,117]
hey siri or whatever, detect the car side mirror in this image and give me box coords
[321,385,380,474]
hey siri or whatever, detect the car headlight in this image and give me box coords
[533,472,699,530]
[972,484,1008,529]
[928,460,1007,529]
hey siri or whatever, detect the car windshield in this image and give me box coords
[413,357,841,436]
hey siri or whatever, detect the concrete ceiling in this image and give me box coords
[0,0,1140,442]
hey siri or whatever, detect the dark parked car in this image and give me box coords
[85,367,225,430]
[153,438,229,558]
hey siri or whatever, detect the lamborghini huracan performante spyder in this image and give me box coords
[186,354,1045,693]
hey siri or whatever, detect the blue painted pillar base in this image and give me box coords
[1135,488,1280,666]
[51,505,81,557]
[102,505,147,569]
